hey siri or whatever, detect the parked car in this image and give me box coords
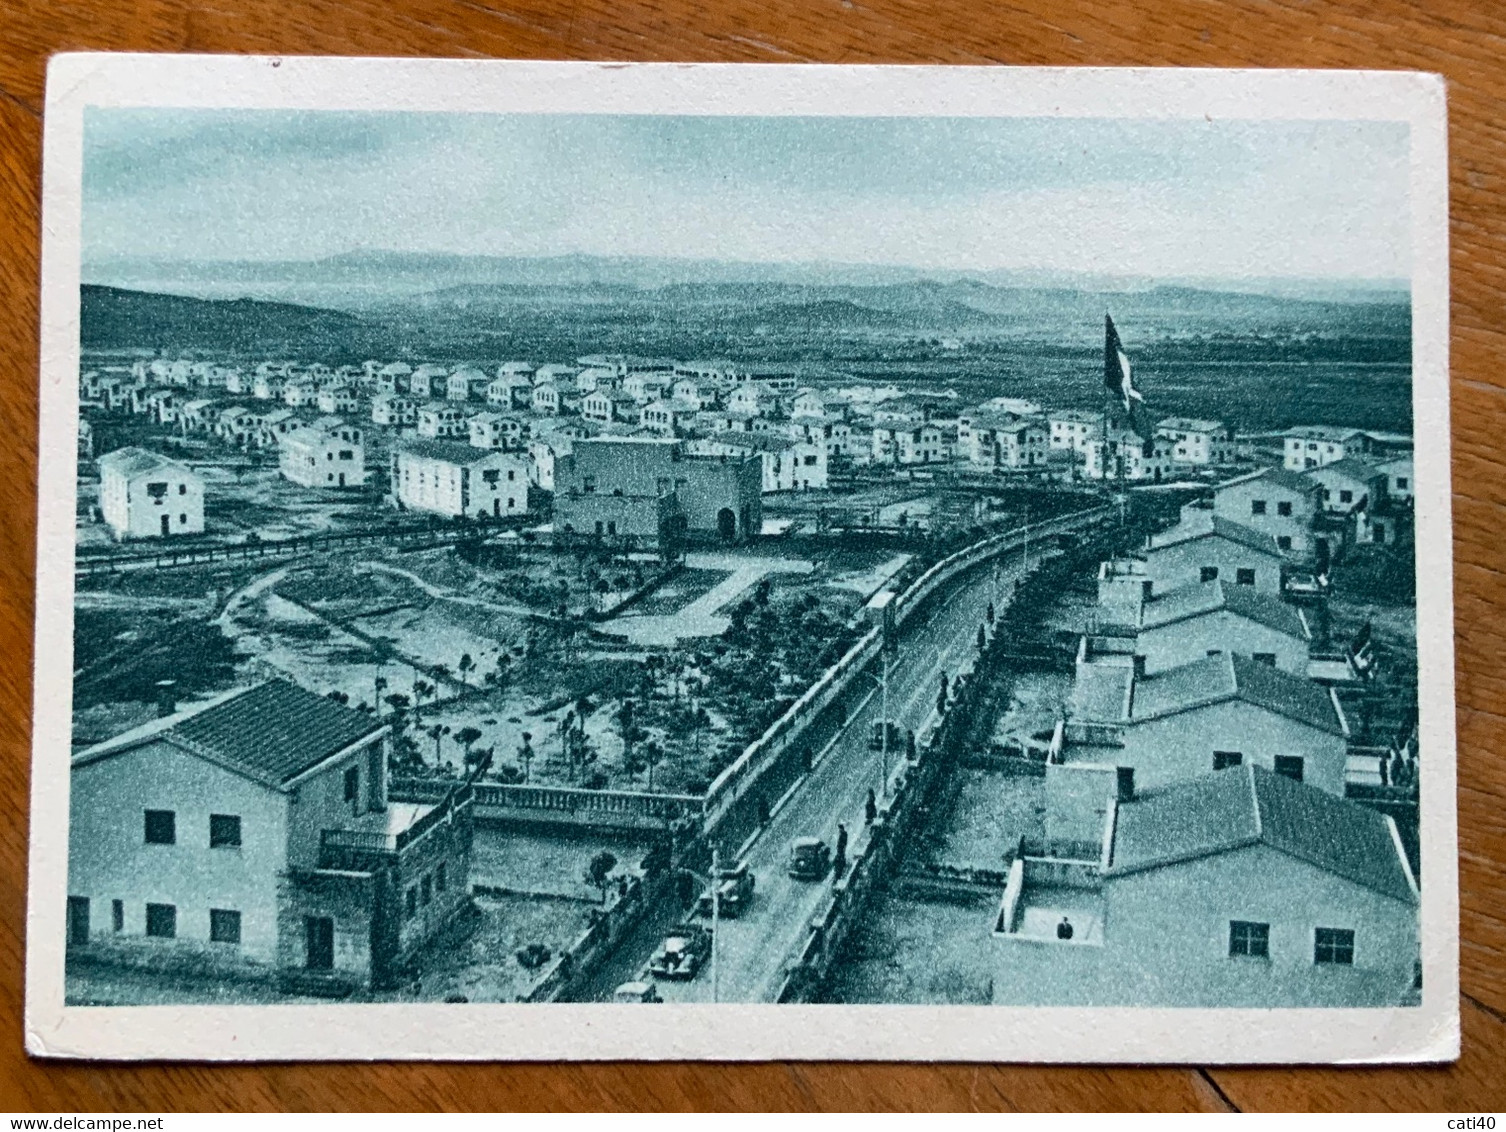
[697,860,755,918]
[788,836,831,881]
[613,981,663,1003]
[1284,571,1329,600]
[869,720,902,751]
[649,923,713,980]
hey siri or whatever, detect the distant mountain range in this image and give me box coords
[82,250,1410,312]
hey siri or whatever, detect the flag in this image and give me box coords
[1104,314,1143,413]
[1350,620,1376,679]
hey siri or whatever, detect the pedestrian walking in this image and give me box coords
[834,822,849,877]
[864,788,877,825]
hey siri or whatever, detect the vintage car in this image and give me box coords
[869,720,903,751]
[788,835,831,881]
[648,923,713,981]
[697,860,755,918]
[613,980,663,1003]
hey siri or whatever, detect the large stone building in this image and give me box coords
[553,435,762,547]
[278,418,366,490]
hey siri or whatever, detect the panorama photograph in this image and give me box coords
[63,109,1420,1009]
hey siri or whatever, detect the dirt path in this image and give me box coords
[355,561,538,619]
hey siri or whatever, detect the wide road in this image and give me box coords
[592,529,1064,1004]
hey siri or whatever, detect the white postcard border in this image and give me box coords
[27,55,1458,1062]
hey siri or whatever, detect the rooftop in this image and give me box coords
[1139,579,1309,640]
[1108,764,1417,904]
[1147,512,1286,558]
[1128,651,1345,735]
[96,446,190,479]
[1216,465,1320,496]
[1156,416,1227,433]
[75,679,386,791]
[398,437,518,465]
[1305,457,1388,485]
[1285,425,1366,442]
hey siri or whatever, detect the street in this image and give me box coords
[590,534,1053,1003]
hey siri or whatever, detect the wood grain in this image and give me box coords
[1,0,1503,1111]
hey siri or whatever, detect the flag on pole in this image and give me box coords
[1104,314,1143,413]
[1349,619,1377,679]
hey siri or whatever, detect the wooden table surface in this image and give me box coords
[1,0,1504,1112]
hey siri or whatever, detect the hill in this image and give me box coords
[80,285,370,352]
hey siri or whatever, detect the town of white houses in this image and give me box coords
[62,111,1423,1011]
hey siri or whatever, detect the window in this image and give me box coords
[1373,523,1386,542]
[145,903,177,938]
[209,814,242,848]
[178,483,187,495]
[1274,755,1305,782]
[1277,536,1292,551]
[1200,566,1219,583]
[436,862,447,894]
[144,809,176,845]
[210,909,242,945]
[421,875,433,906]
[179,513,188,525]
[1253,653,1277,667]
[338,450,353,461]
[1339,490,1353,504]
[1229,920,1269,958]
[1314,927,1355,966]
[405,887,418,919]
[343,765,360,804]
[1396,477,1409,490]
[1207,649,1223,657]
[1250,500,1267,516]
[112,899,123,932]
[1277,501,1292,517]
[1235,568,1256,586]
[1213,751,1243,771]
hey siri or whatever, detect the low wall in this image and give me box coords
[702,505,1112,839]
[391,779,702,835]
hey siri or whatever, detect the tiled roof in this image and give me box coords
[74,680,384,790]
[1217,465,1319,496]
[1140,579,1308,640]
[1071,661,1134,722]
[1306,457,1387,486]
[1147,513,1285,558]
[398,438,506,465]
[1109,764,1417,904]
[96,446,187,479]
[1128,651,1343,735]
[170,679,383,787]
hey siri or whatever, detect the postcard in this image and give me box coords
[26,55,1457,1062]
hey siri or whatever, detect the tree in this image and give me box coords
[413,679,435,717]
[457,653,474,687]
[617,699,638,764]
[385,692,411,715]
[585,850,617,904]
[986,601,995,626]
[454,725,483,765]
[641,739,665,792]
[325,690,350,706]
[977,624,987,652]
[425,723,451,766]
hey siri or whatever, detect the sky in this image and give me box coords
[81,109,1411,282]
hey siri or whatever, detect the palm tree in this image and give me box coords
[457,653,474,687]
[425,723,451,767]
[413,679,435,718]
[454,725,483,767]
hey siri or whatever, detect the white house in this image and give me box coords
[1213,466,1325,556]
[532,382,562,417]
[447,367,489,403]
[1062,647,1350,796]
[67,680,474,991]
[279,418,366,490]
[1283,426,1371,471]
[416,403,466,440]
[686,433,828,493]
[371,394,417,427]
[1048,409,1106,453]
[1143,513,1289,597]
[1377,457,1414,502]
[1157,417,1235,465]
[487,372,534,409]
[407,364,449,400]
[991,765,1420,1008]
[639,398,698,436]
[97,447,205,540]
[392,440,529,520]
[316,385,359,416]
[468,412,524,450]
